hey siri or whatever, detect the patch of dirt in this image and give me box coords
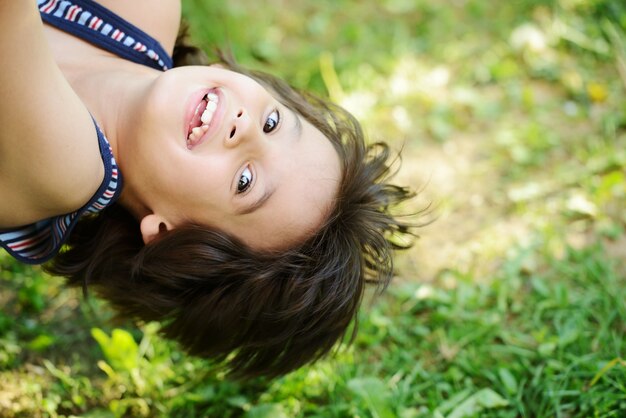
[392,131,511,281]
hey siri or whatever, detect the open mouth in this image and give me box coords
[186,89,220,148]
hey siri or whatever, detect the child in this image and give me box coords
[0,0,416,377]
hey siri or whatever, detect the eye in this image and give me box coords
[263,109,280,133]
[237,166,253,194]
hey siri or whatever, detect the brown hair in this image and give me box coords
[44,35,418,379]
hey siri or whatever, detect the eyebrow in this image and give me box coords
[237,187,275,215]
[292,109,303,141]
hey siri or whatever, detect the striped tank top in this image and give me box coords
[0,0,173,264]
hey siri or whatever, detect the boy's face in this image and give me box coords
[122,66,341,250]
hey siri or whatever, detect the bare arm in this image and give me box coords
[0,0,104,227]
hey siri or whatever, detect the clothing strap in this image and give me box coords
[0,119,122,264]
[38,0,173,71]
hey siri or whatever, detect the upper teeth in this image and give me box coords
[187,92,219,147]
[200,92,219,124]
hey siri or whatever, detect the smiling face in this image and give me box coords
[119,66,341,251]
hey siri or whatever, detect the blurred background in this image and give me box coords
[1,0,625,416]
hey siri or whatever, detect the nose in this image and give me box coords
[224,107,253,148]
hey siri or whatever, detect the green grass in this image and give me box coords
[2,0,626,416]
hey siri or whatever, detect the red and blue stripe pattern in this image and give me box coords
[38,0,172,71]
[0,122,122,264]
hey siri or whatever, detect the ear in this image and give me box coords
[139,213,170,244]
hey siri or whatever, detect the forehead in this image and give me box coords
[235,118,341,250]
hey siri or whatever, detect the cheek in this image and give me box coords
[178,157,233,197]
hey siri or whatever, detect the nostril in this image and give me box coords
[230,127,236,138]
[237,110,243,118]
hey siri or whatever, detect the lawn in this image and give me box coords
[1,0,626,416]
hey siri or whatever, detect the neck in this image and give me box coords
[70,59,156,155]
[67,57,159,218]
